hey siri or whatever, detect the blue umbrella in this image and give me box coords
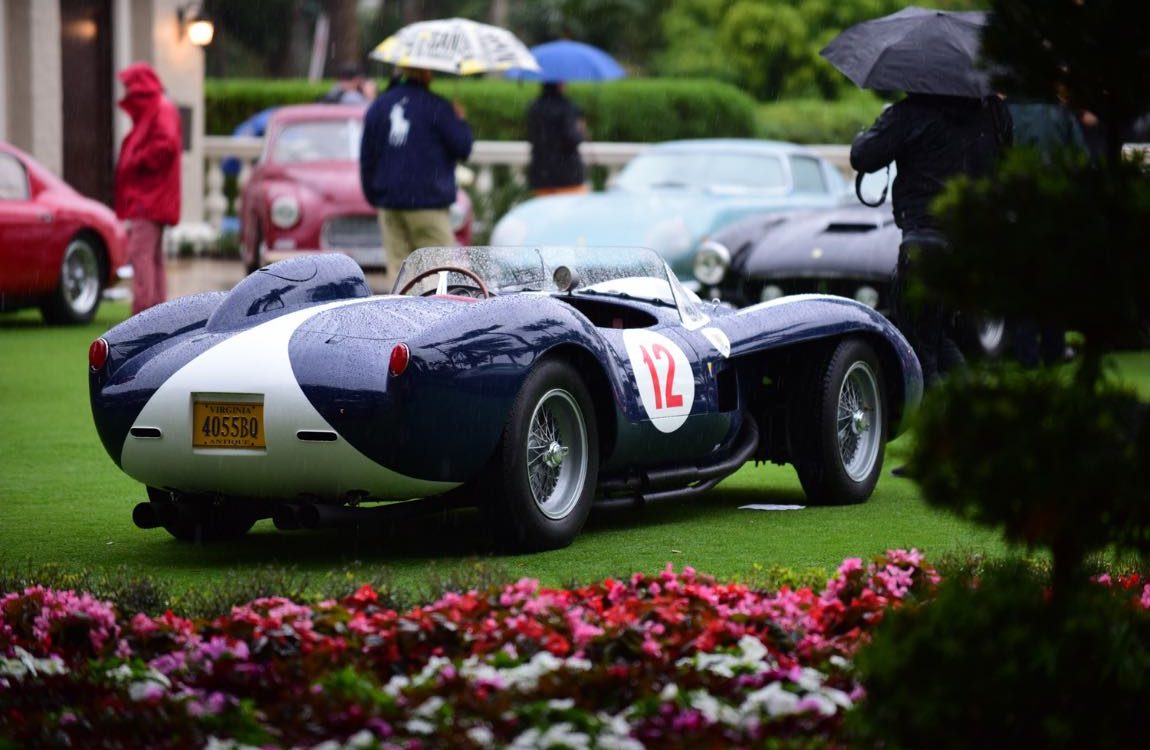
[504,40,624,82]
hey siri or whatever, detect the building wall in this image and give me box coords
[4,1,64,173]
[2,0,205,222]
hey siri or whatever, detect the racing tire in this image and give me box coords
[147,487,256,543]
[41,235,104,325]
[794,338,886,505]
[487,359,598,552]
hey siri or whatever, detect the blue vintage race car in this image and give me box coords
[88,245,922,551]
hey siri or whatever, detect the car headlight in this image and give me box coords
[854,285,880,309]
[760,284,785,303]
[270,195,301,229]
[693,240,731,286]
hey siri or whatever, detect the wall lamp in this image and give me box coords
[178,2,215,47]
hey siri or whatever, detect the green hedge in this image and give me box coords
[754,90,887,144]
[205,78,886,145]
[206,77,758,142]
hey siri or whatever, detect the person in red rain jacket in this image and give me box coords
[114,61,182,314]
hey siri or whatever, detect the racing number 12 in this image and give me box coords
[640,344,684,410]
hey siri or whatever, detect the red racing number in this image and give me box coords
[639,343,685,410]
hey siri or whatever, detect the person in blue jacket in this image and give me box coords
[359,66,473,274]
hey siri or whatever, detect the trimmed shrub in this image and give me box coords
[909,368,1150,584]
[851,565,1150,750]
[206,77,758,142]
[755,91,887,144]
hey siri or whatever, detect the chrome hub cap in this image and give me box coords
[543,440,568,469]
[836,361,882,482]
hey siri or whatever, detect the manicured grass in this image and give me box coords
[2,301,1146,598]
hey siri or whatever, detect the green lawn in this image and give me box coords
[3,301,1145,599]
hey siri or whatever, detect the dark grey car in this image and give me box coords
[691,196,1009,359]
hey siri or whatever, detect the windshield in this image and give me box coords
[615,150,787,192]
[392,245,708,327]
[268,118,362,163]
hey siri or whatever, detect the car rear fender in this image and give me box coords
[95,291,227,382]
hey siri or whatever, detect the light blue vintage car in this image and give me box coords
[491,139,851,288]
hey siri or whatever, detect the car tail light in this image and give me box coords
[89,338,109,371]
[389,343,410,377]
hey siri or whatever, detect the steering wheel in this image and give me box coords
[395,265,491,299]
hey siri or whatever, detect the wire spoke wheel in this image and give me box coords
[525,388,588,520]
[836,360,882,481]
[795,337,887,505]
[488,359,598,552]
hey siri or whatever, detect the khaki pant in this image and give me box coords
[378,208,456,276]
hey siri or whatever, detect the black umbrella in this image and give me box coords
[820,6,992,98]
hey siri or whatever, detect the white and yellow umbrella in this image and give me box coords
[370,18,540,76]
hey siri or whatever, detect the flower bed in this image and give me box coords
[0,550,992,748]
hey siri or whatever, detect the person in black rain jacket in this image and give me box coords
[851,93,1012,385]
[526,82,588,196]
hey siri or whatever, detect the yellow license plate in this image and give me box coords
[193,401,266,449]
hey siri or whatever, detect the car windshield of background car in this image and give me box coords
[0,153,29,200]
[271,119,362,163]
[615,153,786,194]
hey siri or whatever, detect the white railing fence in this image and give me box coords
[199,137,853,233]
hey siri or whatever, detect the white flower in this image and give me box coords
[793,667,825,692]
[382,673,410,696]
[0,647,66,680]
[596,736,646,750]
[510,722,591,749]
[125,666,172,701]
[678,635,772,678]
[466,726,495,746]
[689,691,721,723]
[659,682,679,701]
[743,682,799,717]
[306,741,341,750]
[413,695,445,718]
[344,730,378,749]
[201,737,262,750]
[688,690,740,726]
[405,718,436,735]
[822,686,854,710]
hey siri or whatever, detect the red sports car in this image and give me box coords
[0,142,128,324]
[238,104,473,274]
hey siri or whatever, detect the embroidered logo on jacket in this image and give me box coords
[389,99,410,147]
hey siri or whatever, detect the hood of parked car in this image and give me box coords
[732,205,901,279]
[268,162,370,209]
[491,189,822,279]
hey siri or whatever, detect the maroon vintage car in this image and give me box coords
[0,142,128,324]
[238,104,473,274]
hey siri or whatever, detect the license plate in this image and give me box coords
[193,401,266,449]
